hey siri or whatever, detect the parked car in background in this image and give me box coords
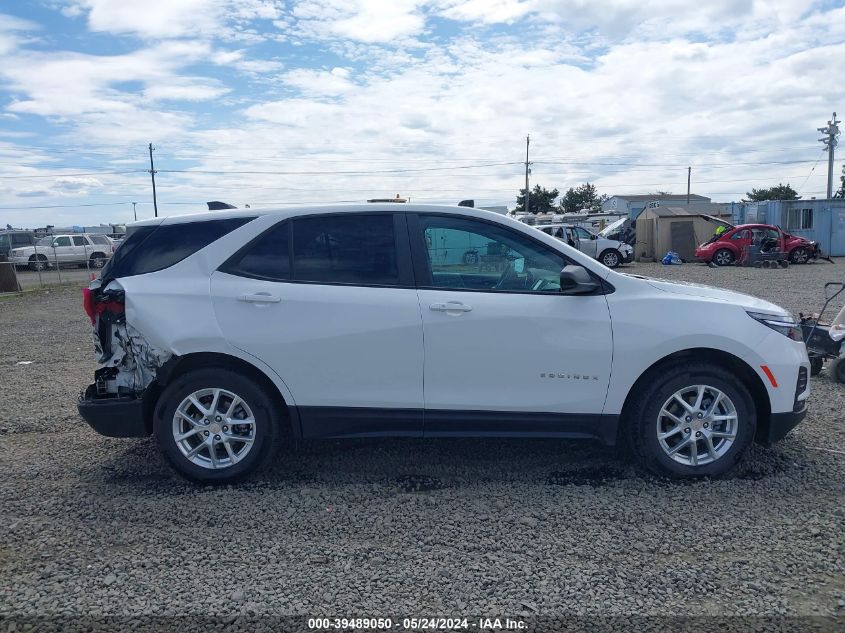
[78,204,808,483]
[695,223,819,266]
[9,233,115,271]
[0,230,36,258]
[536,223,633,268]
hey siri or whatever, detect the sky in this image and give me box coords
[0,0,843,228]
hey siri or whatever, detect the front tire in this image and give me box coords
[154,368,280,483]
[599,249,621,268]
[28,254,48,271]
[89,252,107,268]
[626,363,756,478]
[712,248,734,266]
[790,247,809,264]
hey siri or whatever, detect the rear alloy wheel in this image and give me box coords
[154,368,280,483]
[790,247,809,264]
[600,249,621,268]
[627,363,755,477]
[713,248,734,266]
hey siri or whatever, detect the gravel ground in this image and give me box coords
[1,261,844,627]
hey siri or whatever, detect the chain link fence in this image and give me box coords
[0,241,107,295]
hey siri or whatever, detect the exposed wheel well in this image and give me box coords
[145,352,296,437]
[618,348,771,446]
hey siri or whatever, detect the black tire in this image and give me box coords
[599,249,621,268]
[153,368,281,483]
[833,358,845,384]
[712,248,735,266]
[626,362,756,478]
[28,254,48,271]
[89,252,107,268]
[790,247,809,264]
[809,357,824,376]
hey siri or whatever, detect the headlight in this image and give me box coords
[747,311,803,341]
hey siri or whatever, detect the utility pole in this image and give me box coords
[817,112,840,198]
[686,166,691,205]
[148,143,159,217]
[131,201,137,222]
[524,135,531,213]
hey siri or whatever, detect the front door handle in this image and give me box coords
[238,292,281,304]
[430,301,472,313]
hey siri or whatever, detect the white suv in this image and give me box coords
[78,204,810,483]
[10,233,114,270]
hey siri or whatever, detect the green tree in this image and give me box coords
[836,164,844,198]
[560,182,607,213]
[744,183,800,201]
[515,184,560,214]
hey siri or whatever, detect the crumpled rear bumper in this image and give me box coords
[77,383,150,438]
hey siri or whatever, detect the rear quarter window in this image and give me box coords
[101,217,255,280]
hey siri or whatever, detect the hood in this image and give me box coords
[631,275,791,317]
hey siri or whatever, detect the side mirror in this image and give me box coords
[560,265,599,295]
[52,240,60,248]
[590,234,597,240]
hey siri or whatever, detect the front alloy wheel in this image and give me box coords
[600,249,621,268]
[790,247,809,264]
[713,249,734,266]
[627,362,755,477]
[656,385,737,466]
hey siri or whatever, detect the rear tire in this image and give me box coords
[154,368,281,483]
[89,252,107,268]
[626,362,756,478]
[712,249,734,266]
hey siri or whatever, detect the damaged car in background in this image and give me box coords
[79,205,810,483]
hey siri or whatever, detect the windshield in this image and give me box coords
[599,218,625,237]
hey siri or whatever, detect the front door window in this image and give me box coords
[420,215,565,293]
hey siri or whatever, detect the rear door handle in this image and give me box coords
[430,301,472,313]
[238,293,281,304]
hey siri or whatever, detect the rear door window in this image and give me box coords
[291,214,398,286]
[220,221,290,281]
[72,236,86,246]
[89,235,110,245]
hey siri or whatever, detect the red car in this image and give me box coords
[694,223,819,266]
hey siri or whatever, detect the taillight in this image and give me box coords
[82,288,124,325]
[82,288,96,324]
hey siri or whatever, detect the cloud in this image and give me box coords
[64,0,284,39]
[281,67,356,96]
[0,40,216,117]
[291,0,427,43]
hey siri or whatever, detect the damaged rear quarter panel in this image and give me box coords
[110,234,298,406]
